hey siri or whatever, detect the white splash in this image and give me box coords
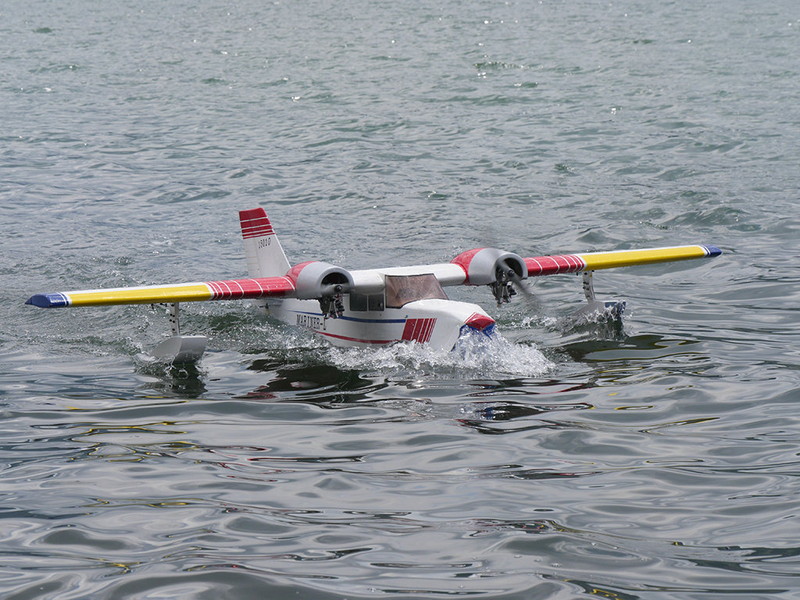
[326,332,553,379]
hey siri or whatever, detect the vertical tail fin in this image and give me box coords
[239,208,291,277]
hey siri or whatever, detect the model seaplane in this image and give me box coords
[26,208,722,362]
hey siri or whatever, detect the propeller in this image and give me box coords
[319,283,347,319]
[491,258,538,307]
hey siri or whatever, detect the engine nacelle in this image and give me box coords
[285,261,354,299]
[451,248,527,285]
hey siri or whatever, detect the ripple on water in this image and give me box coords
[2,0,800,597]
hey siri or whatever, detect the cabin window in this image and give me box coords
[349,292,385,312]
[349,293,367,312]
[369,293,385,311]
[385,274,448,309]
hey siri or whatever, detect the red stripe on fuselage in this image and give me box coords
[316,331,396,345]
[401,318,436,343]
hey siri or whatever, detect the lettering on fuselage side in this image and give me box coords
[296,313,324,330]
[257,237,272,249]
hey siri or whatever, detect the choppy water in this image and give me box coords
[2,1,799,598]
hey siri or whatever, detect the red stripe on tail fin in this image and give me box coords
[239,208,275,239]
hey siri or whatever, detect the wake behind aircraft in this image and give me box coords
[26,208,721,363]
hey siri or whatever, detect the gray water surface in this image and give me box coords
[2,1,799,598]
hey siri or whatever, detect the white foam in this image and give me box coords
[326,332,553,379]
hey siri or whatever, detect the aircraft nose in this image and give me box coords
[464,313,495,332]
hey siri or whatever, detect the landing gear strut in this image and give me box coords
[573,271,626,320]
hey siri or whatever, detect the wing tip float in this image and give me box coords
[26,207,722,363]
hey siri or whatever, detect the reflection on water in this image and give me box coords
[135,359,209,397]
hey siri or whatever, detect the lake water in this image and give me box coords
[2,1,799,598]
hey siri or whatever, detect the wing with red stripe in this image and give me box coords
[523,245,721,277]
[26,276,296,308]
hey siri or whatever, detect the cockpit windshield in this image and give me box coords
[384,274,448,308]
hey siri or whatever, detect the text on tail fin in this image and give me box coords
[239,208,291,278]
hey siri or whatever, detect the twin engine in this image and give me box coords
[285,261,354,318]
[451,248,528,305]
[284,246,530,315]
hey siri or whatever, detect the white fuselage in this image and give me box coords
[264,295,493,351]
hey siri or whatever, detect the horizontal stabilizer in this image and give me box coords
[524,245,721,276]
[26,276,296,308]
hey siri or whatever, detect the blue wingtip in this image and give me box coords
[703,245,722,257]
[26,293,69,308]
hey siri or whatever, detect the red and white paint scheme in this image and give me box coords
[27,207,721,362]
[238,208,497,350]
